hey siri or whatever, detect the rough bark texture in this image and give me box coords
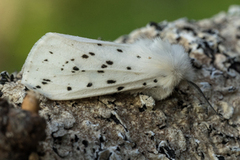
[0,99,46,160]
[1,5,240,160]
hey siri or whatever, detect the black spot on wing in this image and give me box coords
[87,83,92,87]
[106,61,113,65]
[73,66,79,71]
[81,70,85,72]
[101,64,107,68]
[154,79,158,83]
[65,61,69,64]
[97,43,102,46]
[97,70,104,73]
[117,49,123,52]
[49,51,53,54]
[42,82,48,85]
[127,67,131,70]
[36,85,41,89]
[71,59,75,61]
[67,87,72,91]
[117,86,124,91]
[107,80,116,84]
[82,54,89,59]
[43,79,51,82]
[143,82,147,86]
[137,55,141,58]
[89,52,95,56]
[44,59,48,62]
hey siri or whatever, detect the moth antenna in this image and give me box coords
[187,80,222,117]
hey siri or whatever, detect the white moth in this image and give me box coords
[21,32,194,101]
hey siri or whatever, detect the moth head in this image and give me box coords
[171,44,194,81]
[157,43,195,89]
[169,44,221,117]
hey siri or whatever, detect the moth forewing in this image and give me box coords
[22,33,174,100]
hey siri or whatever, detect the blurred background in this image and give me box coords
[0,0,239,73]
